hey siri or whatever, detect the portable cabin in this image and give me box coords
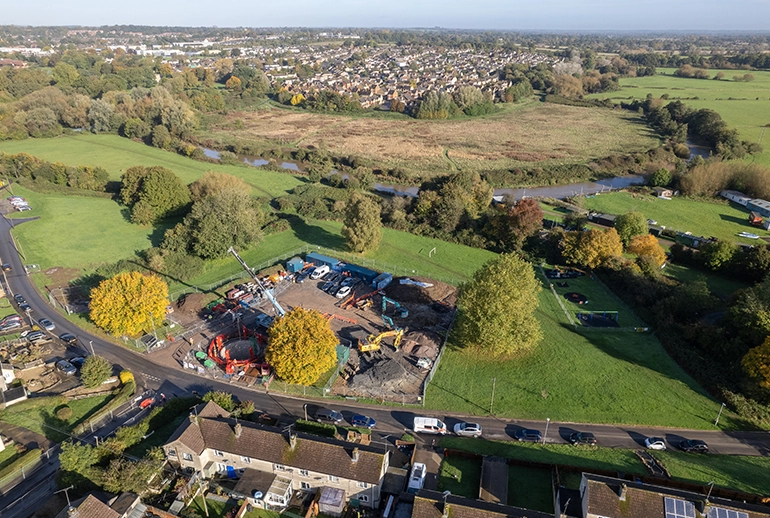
[721,190,752,206]
[306,252,339,268]
[286,256,304,273]
[372,272,393,291]
[747,199,770,218]
[341,263,378,284]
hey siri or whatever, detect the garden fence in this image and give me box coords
[0,446,57,493]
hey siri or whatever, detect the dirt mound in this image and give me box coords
[347,357,422,396]
[399,330,441,359]
[385,277,456,305]
[177,293,206,315]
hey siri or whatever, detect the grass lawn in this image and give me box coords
[0,133,303,197]
[662,263,750,298]
[656,451,770,496]
[578,192,768,245]
[586,68,770,167]
[0,447,21,471]
[426,274,741,429]
[507,465,554,513]
[437,456,482,499]
[189,496,237,518]
[0,394,113,442]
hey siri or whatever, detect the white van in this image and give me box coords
[407,463,426,494]
[310,265,330,280]
[413,417,447,435]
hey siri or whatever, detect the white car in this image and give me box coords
[407,463,426,494]
[454,422,482,438]
[310,265,330,280]
[16,205,31,212]
[335,285,352,299]
[645,437,666,450]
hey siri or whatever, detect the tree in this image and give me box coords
[614,212,648,246]
[60,441,102,475]
[699,240,738,271]
[563,211,588,231]
[628,234,667,268]
[562,228,623,269]
[188,171,251,203]
[151,124,171,149]
[455,253,542,357]
[202,390,235,411]
[505,198,543,250]
[342,193,382,253]
[90,271,169,337]
[650,167,672,187]
[81,355,113,388]
[742,337,770,390]
[119,166,190,224]
[266,307,338,385]
[87,99,116,133]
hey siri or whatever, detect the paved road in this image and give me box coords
[1,214,769,459]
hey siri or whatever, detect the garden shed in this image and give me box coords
[318,487,346,517]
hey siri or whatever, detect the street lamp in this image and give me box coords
[543,418,550,445]
[89,340,95,356]
[714,403,726,427]
[706,480,716,501]
[489,377,496,415]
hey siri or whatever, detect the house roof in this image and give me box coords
[73,495,121,518]
[232,468,278,498]
[413,491,551,518]
[167,416,387,484]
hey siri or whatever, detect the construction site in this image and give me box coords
[172,250,457,404]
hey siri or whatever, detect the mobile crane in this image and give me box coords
[228,247,286,317]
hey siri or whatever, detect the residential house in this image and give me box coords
[413,490,552,518]
[163,402,389,510]
[55,493,143,518]
[574,473,770,518]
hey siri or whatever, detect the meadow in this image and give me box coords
[0,133,303,198]
[578,191,768,245]
[586,68,770,166]
[204,100,660,177]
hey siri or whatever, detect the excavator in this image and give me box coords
[358,328,405,353]
[382,296,408,318]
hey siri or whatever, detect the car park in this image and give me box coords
[314,408,343,424]
[514,429,543,442]
[454,422,483,438]
[678,439,709,453]
[407,463,426,494]
[569,432,597,446]
[644,437,666,450]
[39,318,55,331]
[310,265,330,280]
[59,332,78,344]
[336,286,352,299]
[351,414,376,428]
[56,360,77,376]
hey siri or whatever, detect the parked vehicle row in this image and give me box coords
[0,314,22,332]
[8,196,31,212]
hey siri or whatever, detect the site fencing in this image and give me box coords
[420,309,456,406]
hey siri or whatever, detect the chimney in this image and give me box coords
[67,507,79,518]
[351,447,359,463]
[289,432,297,450]
[617,483,628,502]
[234,423,242,438]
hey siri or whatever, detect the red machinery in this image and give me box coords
[207,325,267,375]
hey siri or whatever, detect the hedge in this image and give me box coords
[0,448,41,482]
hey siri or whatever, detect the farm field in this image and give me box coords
[578,191,769,245]
[586,68,770,167]
[426,269,739,429]
[442,437,770,495]
[203,101,660,177]
[0,133,303,198]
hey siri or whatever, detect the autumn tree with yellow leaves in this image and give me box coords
[742,336,770,390]
[562,228,623,269]
[90,271,169,337]
[266,307,338,386]
[628,234,667,268]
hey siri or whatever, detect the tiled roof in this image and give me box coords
[413,491,551,518]
[196,401,230,419]
[169,417,386,484]
[75,495,120,518]
[586,479,667,518]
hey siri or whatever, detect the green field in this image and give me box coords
[427,271,739,429]
[442,437,770,495]
[0,133,303,197]
[586,68,770,166]
[579,191,767,245]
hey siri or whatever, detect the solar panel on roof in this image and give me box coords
[664,497,696,518]
[708,507,749,518]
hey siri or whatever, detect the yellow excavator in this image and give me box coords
[358,328,405,352]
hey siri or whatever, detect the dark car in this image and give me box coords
[59,332,78,344]
[569,432,597,446]
[315,408,343,425]
[514,429,542,442]
[19,303,31,312]
[69,357,86,369]
[295,271,310,283]
[351,414,377,428]
[1,264,11,272]
[14,294,25,305]
[328,284,342,296]
[679,439,709,453]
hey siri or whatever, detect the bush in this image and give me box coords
[295,419,337,438]
[56,405,73,420]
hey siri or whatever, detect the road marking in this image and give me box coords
[141,372,162,383]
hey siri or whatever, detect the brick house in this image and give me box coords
[163,402,388,510]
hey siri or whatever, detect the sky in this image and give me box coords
[5,0,770,31]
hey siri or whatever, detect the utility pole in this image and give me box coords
[706,481,715,501]
[55,485,75,508]
[715,402,726,427]
[89,340,95,356]
[489,378,496,415]
[543,418,550,445]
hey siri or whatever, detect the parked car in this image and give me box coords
[569,432,597,446]
[1,263,11,272]
[0,321,21,331]
[7,196,24,202]
[310,265,330,280]
[16,205,31,212]
[69,357,86,369]
[39,318,55,331]
[454,422,483,438]
[314,408,343,424]
[341,276,358,287]
[678,439,709,453]
[26,331,47,343]
[59,332,78,344]
[351,414,376,428]
[335,286,352,299]
[328,284,342,297]
[14,294,25,305]
[514,429,542,442]
[19,303,31,312]
[644,437,667,450]
[56,360,77,376]
[407,463,427,494]
[295,271,310,283]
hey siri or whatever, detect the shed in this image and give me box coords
[318,487,346,517]
[372,272,393,291]
[306,252,339,268]
[590,213,616,227]
[286,257,304,273]
[747,199,770,218]
[341,263,378,283]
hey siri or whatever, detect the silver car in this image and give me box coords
[454,422,483,438]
